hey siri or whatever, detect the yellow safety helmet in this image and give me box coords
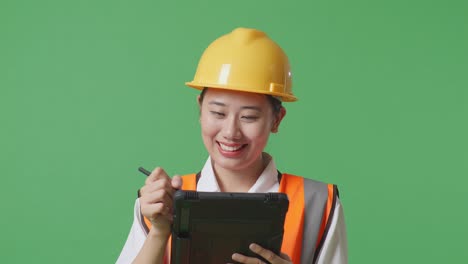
[186,27,297,102]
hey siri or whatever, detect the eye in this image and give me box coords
[210,111,225,118]
[241,115,259,121]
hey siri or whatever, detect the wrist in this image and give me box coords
[148,226,171,239]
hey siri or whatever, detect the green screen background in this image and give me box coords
[1,0,467,263]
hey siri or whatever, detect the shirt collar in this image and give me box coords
[197,153,280,193]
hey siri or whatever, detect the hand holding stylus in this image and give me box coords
[138,167,183,236]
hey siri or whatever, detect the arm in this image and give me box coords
[116,199,171,264]
[131,228,170,264]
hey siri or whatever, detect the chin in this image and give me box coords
[211,155,250,172]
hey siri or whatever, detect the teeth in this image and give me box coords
[219,143,243,152]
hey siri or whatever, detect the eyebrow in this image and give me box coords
[208,101,226,107]
[208,101,262,112]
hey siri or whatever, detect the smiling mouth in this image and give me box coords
[218,142,246,152]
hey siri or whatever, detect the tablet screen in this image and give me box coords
[171,190,289,264]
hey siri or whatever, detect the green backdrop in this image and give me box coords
[1,0,467,263]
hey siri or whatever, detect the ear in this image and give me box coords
[271,107,286,133]
[197,95,202,122]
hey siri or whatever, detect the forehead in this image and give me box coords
[202,88,269,107]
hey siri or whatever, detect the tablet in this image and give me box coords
[171,190,289,264]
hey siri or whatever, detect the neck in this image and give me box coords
[212,154,269,192]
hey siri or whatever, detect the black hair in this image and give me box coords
[198,88,283,115]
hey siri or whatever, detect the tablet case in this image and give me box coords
[171,190,289,264]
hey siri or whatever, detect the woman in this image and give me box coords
[118,28,348,264]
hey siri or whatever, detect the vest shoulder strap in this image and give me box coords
[311,182,338,263]
[280,173,338,264]
[181,173,197,190]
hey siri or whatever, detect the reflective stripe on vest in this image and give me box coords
[141,173,337,264]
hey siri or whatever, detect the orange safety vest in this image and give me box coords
[142,173,338,264]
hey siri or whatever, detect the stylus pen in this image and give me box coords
[137,167,151,197]
[138,167,151,177]
[137,167,180,197]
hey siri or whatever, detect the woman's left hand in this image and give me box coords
[231,243,292,264]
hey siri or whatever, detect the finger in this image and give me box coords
[141,189,173,206]
[145,167,170,185]
[141,202,173,221]
[279,253,291,261]
[172,175,183,189]
[232,253,265,264]
[249,244,282,263]
[140,177,173,196]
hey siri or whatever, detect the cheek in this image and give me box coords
[200,115,218,139]
[243,123,272,143]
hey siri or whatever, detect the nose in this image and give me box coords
[222,116,242,140]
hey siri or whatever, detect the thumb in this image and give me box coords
[171,175,183,189]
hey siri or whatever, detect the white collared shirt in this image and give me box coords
[116,156,348,264]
